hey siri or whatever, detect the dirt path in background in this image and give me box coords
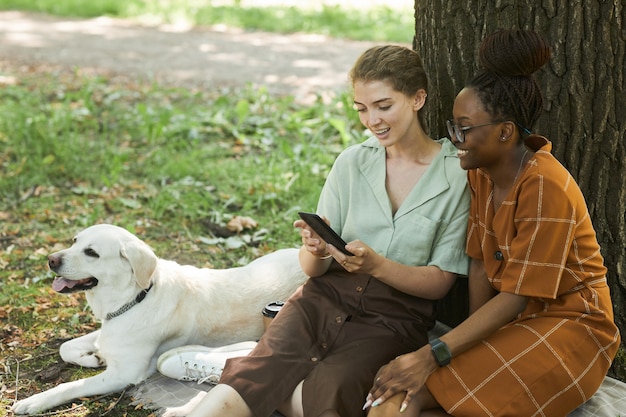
[0,11,409,102]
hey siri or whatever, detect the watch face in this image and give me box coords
[431,339,451,366]
[433,346,450,363]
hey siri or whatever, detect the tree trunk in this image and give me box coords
[414,0,626,379]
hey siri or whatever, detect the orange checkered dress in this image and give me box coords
[426,136,621,416]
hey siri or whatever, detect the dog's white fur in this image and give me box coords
[11,224,308,415]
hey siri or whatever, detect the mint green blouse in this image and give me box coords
[317,137,469,275]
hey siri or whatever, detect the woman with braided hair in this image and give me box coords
[364,29,620,417]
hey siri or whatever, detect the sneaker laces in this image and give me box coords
[179,361,222,385]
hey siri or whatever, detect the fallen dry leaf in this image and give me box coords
[226,216,258,233]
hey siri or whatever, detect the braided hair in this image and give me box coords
[467,29,551,136]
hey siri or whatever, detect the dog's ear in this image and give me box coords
[120,240,158,289]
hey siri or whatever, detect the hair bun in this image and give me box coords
[479,29,551,77]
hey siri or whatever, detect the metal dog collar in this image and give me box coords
[105,283,154,321]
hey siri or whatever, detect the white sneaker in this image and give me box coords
[157,341,257,384]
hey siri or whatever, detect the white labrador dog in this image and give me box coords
[11,224,308,415]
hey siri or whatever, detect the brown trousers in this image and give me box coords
[220,263,436,417]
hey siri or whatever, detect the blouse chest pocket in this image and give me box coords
[390,214,440,266]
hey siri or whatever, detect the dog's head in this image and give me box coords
[49,224,157,294]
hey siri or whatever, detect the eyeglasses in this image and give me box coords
[446,119,504,143]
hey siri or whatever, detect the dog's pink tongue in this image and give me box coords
[52,277,78,292]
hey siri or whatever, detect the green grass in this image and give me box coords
[0,71,362,255]
[0,64,364,415]
[0,0,414,43]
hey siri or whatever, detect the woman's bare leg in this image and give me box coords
[186,384,253,417]
[277,380,304,417]
[180,379,304,417]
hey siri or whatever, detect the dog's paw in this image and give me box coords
[80,351,106,367]
[161,408,185,417]
[161,391,207,416]
[161,405,193,417]
[60,349,106,368]
[11,396,47,415]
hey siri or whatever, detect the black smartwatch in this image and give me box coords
[429,338,451,366]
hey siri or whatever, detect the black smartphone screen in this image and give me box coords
[298,212,354,255]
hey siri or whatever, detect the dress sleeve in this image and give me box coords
[499,172,578,299]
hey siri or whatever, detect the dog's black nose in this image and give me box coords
[48,254,61,270]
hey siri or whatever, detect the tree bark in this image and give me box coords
[414,0,626,379]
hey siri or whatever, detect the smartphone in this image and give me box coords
[298,212,354,255]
